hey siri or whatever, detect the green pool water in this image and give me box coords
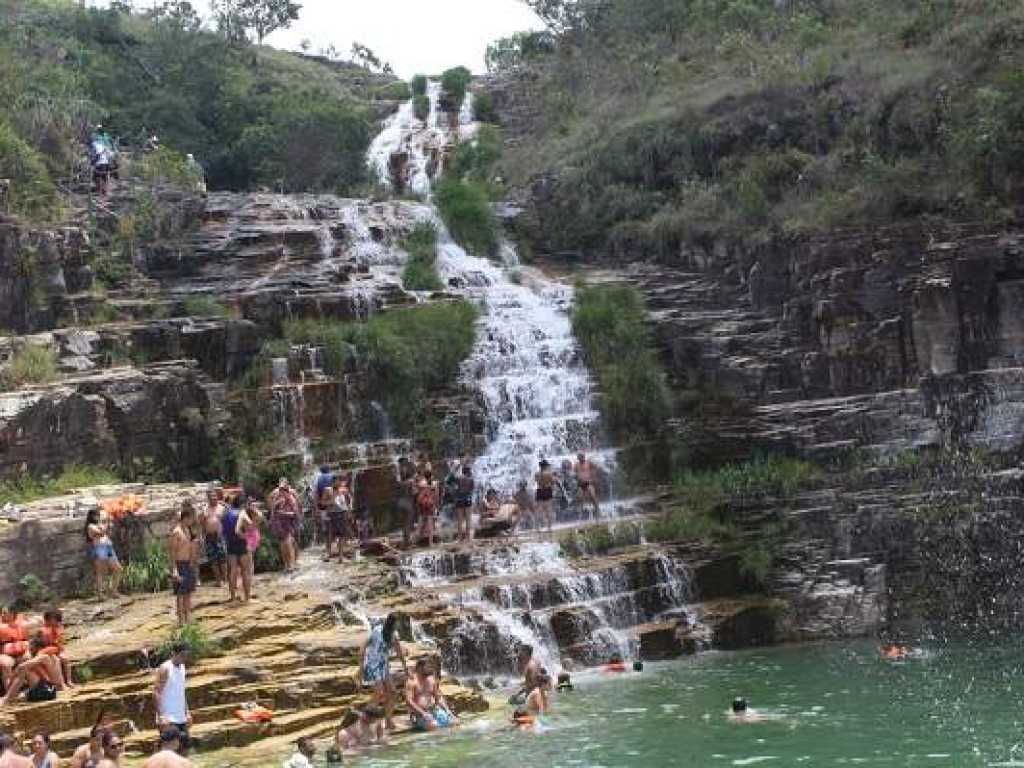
[191,640,1024,767]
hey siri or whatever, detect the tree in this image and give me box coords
[212,0,301,46]
[145,0,202,34]
[351,42,383,72]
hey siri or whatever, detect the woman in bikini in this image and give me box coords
[85,509,122,599]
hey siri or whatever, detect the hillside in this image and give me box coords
[0,0,401,221]
[485,0,1024,260]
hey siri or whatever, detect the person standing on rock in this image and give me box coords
[0,733,32,768]
[415,472,440,548]
[153,644,192,750]
[575,453,601,520]
[269,478,301,573]
[85,507,123,599]
[201,489,227,588]
[396,457,417,548]
[222,494,253,604]
[454,465,476,543]
[140,730,192,768]
[535,460,556,535]
[360,613,409,732]
[169,504,198,626]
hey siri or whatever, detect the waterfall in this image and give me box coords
[401,543,694,675]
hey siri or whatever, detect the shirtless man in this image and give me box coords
[404,659,457,732]
[0,636,66,706]
[525,672,551,717]
[534,460,556,534]
[575,453,601,519]
[0,732,32,768]
[169,504,197,626]
[141,730,192,768]
[508,644,542,705]
[201,489,226,588]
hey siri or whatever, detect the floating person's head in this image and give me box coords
[463,464,473,476]
[732,697,748,714]
[633,660,644,672]
[296,736,316,758]
[557,672,573,691]
[609,652,624,665]
[540,459,550,469]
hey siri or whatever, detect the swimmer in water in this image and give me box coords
[880,643,911,661]
[603,652,627,673]
[510,708,535,732]
[727,697,772,723]
[556,672,573,692]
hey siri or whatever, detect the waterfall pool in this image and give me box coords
[187,639,1024,767]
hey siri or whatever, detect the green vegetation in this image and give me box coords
[284,300,478,431]
[0,465,122,506]
[0,122,60,220]
[413,94,431,121]
[435,179,499,257]
[0,0,393,203]
[560,521,642,558]
[157,622,220,661]
[16,574,52,609]
[571,284,671,441]
[401,222,443,292]
[500,0,1024,257]
[0,345,59,390]
[440,66,472,109]
[473,92,498,124]
[121,539,172,594]
[485,31,556,73]
[674,454,821,506]
[375,80,412,101]
[181,295,234,318]
[411,75,428,97]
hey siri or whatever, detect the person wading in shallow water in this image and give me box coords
[535,460,556,535]
[359,613,409,732]
[141,730,192,768]
[169,503,197,626]
[0,732,32,768]
[405,658,458,732]
[575,452,601,520]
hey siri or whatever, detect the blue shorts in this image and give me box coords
[92,542,118,562]
[412,707,453,732]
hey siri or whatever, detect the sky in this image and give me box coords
[99,0,544,77]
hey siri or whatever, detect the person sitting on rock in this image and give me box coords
[0,636,66,706]
[405,658,458,732]
[0,607,33,694]
[335,704,386,753]
[140,730,192,768]
[40,608,75,690]
[0,732,33,768]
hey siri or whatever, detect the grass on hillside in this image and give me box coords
[0,345,60,390]
[0,465,122,506]
[283,300,478,431]
[571,283,671,441]
[494,0,1024,257]
[435,179,499,257]
[401,222,443,292]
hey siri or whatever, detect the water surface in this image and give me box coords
[189,640,1024,767]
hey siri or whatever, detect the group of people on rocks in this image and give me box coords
[395,451,603,548]
[85,123,205,198]
[0,608,73,709]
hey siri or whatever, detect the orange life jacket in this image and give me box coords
[234,706,274,723]
[0,617,28,657]
[603,661,627,673]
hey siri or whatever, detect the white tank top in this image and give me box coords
[159,660,188,724]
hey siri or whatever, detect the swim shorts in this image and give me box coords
[174,561,196,596]
[92,542,119,562]
[205,536,226,563]
[412,707,453,731]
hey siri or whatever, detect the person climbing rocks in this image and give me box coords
[169,503,198,626]
[87,125,115,197]
[140,730,192,767]
[85,507,122,598]
[405,658,457,732]
[575,453,601,520]
[0,636,66,706]
[269,478,301,573]
[153,643,191,749]
[222,493,252,604]
[359,613,409,732]
[454,464,475,543]
[335,704,386,752]
[282,737,316,768]
[0,732,32,768]
[415,471,439,548]
[535,460,556,535]
[201,489,227,588]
